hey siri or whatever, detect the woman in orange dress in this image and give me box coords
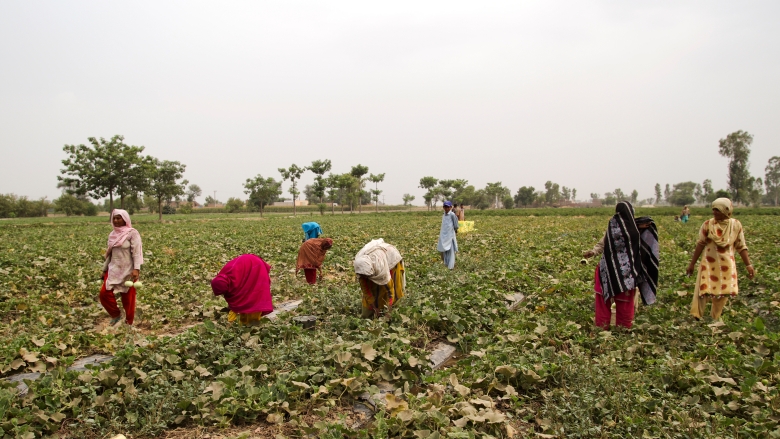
[687,198,755,320]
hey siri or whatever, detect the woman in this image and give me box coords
[100,209,143,326]
[457,204,465,221]
[353,239,405,318]
[438,201,459,269]
[583,202,659,329]
[296,238,333,284]
[687,198,754,320]
[680,205,691,224]
[211,254,274,325]
[302,222,322,241]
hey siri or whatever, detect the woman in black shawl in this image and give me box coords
[583,201,659,329]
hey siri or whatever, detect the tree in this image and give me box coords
[225,197,244,213]
[145,158,186,221]
[402,194,415,210]
[451,179,469,205]
[53,194,97,216]
[668,181,697,206]
[485,182,509,208]
[58,135,147,211]
[590,193,600,202]
[185,184,202,203]
[630,190,638,204]
[309,159,332,204]
[613,188,627,202]
[337,173,357,214]
[603,192,617,205]
[654,184,662,205]
[514,186,536,207]
[204,195,221,207]
[702,179,714,203]
[694,184,703,205]
[244,175,282,216]
[765,156,780,206]
[350,165,369,213]
[718,130,754,204]
[326,173,339,214]
[561,186,571,202]
[418,177,438,211]
[747,177,763,207]
[278,164,307,216]
[368,173,385,212]
[543,181,561,205]
[664,184,671,203]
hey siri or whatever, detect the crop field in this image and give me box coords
[0,211,779,438]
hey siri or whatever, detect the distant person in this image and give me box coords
[296,238,333,284]
[100,209,143,326]
[438,201,459,269]
[302,222,322,241]
[211,254,274,325]
[681,205,691,224]
[583,202,659,329]
[456,203,465,221]
[687,198,754,321]
[353,239,405,318]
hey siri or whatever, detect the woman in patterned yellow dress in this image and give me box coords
[687,198,755,320]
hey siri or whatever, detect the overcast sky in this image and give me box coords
[1,1,778,205]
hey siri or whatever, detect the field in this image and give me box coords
[0,211,779,438]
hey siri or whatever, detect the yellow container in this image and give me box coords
[458,221,475,233]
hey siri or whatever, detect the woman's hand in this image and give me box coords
[582,250,595,259]
[131,269,140,282]
[686,262,696,276]
[746,265,755,280]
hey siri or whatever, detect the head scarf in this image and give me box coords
[707,198,737,247]
[211,254,273,314]
[443,201,453,208]
[296,238,333,273]
[302,222,323,241]
[598,202,642,301]
[106,209,140,260]
[353,239,402,285]
[634,216,659,305]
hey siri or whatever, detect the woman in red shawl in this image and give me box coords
[211,254,274,325]
[296,238,333,284]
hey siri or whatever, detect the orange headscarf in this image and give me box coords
[707,198,737,247]
[296,238,333,273]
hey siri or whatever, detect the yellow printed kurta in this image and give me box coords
[360,261,405,318]
[693,218,747,298]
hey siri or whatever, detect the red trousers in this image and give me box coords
[99,273,136,325]
[593,266,635,329]
[304,268,318,285]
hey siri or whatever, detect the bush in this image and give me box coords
[0,194,50,218]
[162,205,176,215]
[225,197,244,213]
[178,202,193,214]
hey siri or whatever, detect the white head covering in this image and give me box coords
[353,238,402,285]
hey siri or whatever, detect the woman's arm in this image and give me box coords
[583,236,605,258]
[739,249,755,279]
[130,232,143,281]
[686,242,705,276]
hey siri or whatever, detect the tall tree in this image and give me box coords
[244,175,282,216]
[765,156,780,206]
[278,164,307,216]
[664,184,671,203]
[337,173,356,214]
[654,183,662,205]
[58,135,146,211]
[485,182,508,208]
[702,179,714,203]
[561,186,571,202]
[543,181,560,205]
[718,130,754,204]
[451,179,469,205]
[668,181,697,206]
[368,173,385,212]
[309,159,332,204]
[572,188,577,202]
[514,186,536,207]
[350,165,369,213]
[418,176,438,211]
[185,184,202,203]
[747,177,763,207]
[326,173,339,214]
[630,190,638,204]
[402,194,415,210]
[145,158,186,221]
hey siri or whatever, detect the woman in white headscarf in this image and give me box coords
[687,198,755,320]
[353,239,405,318]
[100,209,143,325]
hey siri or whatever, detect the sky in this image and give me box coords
[1,1,778,205]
